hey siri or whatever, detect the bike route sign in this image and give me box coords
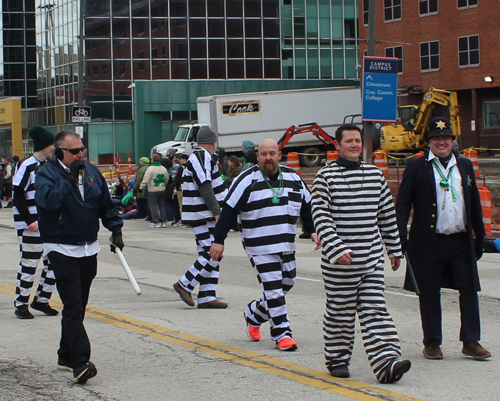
[72,106,91,123]
[362,56,398,122]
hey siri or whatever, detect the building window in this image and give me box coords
[384,0,402,21]
[120,61,126,77]
[138,20,145,36]
[152,48,158,68]
[420,41,440,71]
[162,46,167,64]
[363,0,369,25]
[458,35,479,67]
[458,0,478,8]
[419,0,438,15]
[102,63,108,75]
[484,101,500,128]
[138,51,145,71]
[385,46,403,73]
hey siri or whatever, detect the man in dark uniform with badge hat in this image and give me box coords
[396,117,490,361]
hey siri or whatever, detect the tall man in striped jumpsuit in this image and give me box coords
[311,124,411,382]
[210,139,320,351]
[173,126,228,309]
[13,126,58,319]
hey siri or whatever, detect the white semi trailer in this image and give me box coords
[151,86,361,167]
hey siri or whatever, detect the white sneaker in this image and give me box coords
[161,223,167,228]
[149,223,161,228]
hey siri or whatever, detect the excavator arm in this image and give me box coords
[277,122,337,151]
[380,87,461,152]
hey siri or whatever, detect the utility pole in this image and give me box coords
[363,0,377,164]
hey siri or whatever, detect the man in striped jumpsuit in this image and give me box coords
[13,126,58,319]
[173,126,228,309]
[210,139,320,351]
[311,124,411,382]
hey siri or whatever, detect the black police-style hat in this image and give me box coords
[426,117,455,140]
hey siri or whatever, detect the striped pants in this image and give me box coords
[179,220,220,304]
[15,229,55,307]
[322,264,401,383]
[245,252,296,342]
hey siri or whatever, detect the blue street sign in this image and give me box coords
[362,57,398,122]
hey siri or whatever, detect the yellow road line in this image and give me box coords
[1,281,424,401]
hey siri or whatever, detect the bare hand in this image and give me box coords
[214,214,220,223]
[28,222,38,232]
[391,256,401,271]
[336,252,353,265]
[311,233,321,250]
[209,243,224,261]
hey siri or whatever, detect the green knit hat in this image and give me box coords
[29,126,54,152]
[140,157,150,163]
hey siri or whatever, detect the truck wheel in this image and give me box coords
[299,147,322,167]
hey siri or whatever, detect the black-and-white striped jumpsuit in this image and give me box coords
[311,160,403,383]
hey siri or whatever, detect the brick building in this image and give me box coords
[359,0,500,152]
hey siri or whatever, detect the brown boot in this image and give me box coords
[198,300,228,309]
[173,282,194,307]
[462,342,491,360]
[423,346,443,359]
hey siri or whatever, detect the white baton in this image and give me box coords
[115,248,142,295]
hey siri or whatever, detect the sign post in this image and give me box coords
[362,56,398,122]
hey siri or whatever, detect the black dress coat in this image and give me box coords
[395,151,485,293]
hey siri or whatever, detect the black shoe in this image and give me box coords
[57,358,73,372]
[15,305,34,319]
[384,359,411,384]
[73,362,97,383]
[5,201,13,208]
[31,300,59,316]
[329,365,350,378]
[298,232,311,239]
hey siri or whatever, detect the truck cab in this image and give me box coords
[151,124,203,157]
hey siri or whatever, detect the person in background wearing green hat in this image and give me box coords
[13,125,59,319]
[133,157,151,220]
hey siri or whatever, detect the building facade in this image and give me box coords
[359,0,500,151]
[27,0,362,162]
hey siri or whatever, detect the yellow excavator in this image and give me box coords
[379,87,461,152]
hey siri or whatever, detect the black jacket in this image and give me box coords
[396,151,484,293]
[35,158,123,245]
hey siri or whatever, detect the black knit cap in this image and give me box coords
[29,126,55,151]
[426,117,455,140]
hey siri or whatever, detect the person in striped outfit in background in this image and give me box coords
[13,126,58,319]
[311,124,411,382]
[173,126,228,309]
[210,139,320,351]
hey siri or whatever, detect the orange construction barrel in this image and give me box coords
[464,149,480,178]
[287,152,301,175]
[478,186,492,236]
[327,151,339,164]
[374,151,389,177]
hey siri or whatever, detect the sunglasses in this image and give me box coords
[60,147,86,155]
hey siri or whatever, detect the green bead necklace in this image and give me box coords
[259,166,284,204]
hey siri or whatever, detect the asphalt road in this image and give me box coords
[0,206,499,401]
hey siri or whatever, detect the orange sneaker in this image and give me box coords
[246,322,261,342]
[276,337,297,351]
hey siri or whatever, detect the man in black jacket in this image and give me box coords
[35,130,125,384]
[396,117,490,361]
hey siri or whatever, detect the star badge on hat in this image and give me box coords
[435,120,447,130]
